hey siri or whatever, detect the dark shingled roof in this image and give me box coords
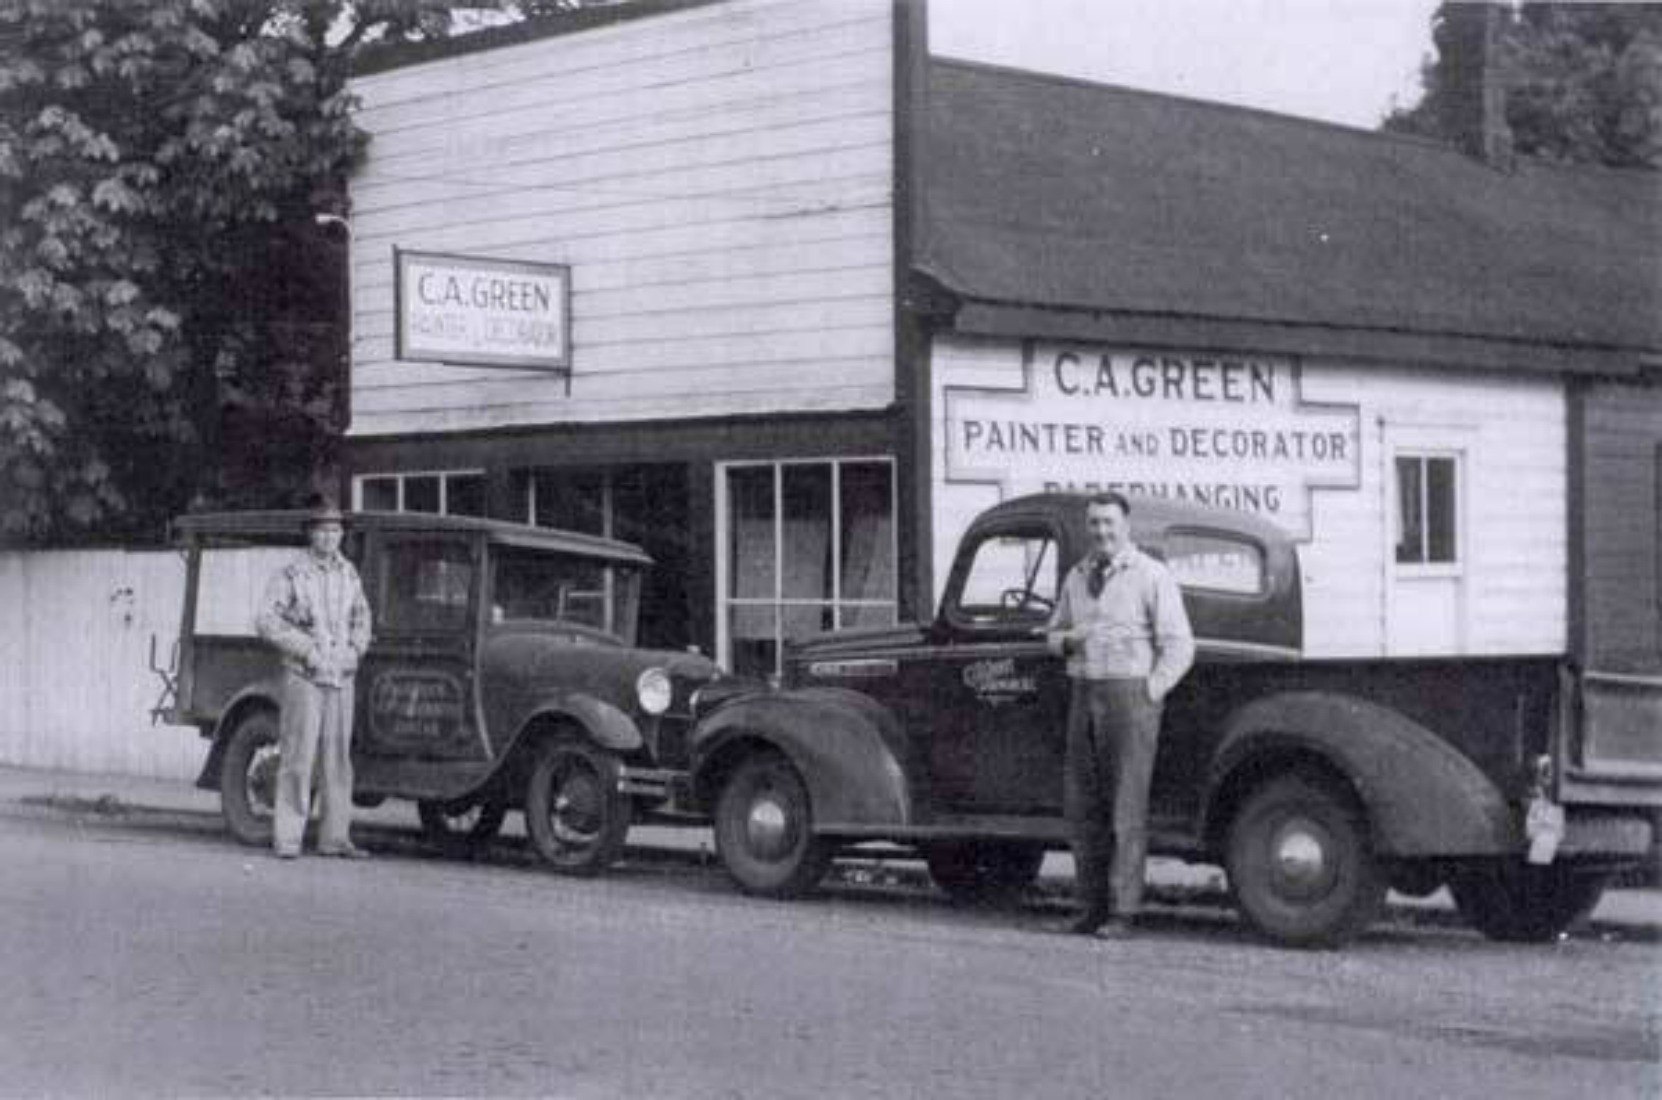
[917,58,1662,368]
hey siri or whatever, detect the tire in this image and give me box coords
[714,752,832,898]
[1225,774,1385,948]
[524,737,631,875]
[1448,862,1609,943]
[221,709,281,848]
[924,841,1044,905]
[417,797,507,854]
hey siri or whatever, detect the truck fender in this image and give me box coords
[513,692,643,755]
[690,687,911,832]
[1204,691,1516,858]
[194,680,285,791]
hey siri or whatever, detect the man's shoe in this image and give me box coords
[1045,909,1109,935]
[317,844,371,860]
[1093,918,1135,940]
[274,847,300,860]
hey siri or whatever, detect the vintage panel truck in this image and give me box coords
[162,510,719,873]
[687,492,1661,946]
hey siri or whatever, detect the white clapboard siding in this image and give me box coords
[347,0,896,438]
[0,548,287,781]
[928,335,1568,659]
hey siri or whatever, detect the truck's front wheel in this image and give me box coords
[524,738,631,875]
[1448,861,1608,942]
[1226,774,1385,948]
[221,709,280,847]
[714,751,831,898]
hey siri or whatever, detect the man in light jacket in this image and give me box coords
[1045,492,1194,937]
[256,495,374,859]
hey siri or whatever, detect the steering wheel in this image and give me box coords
[1000,587,1054,614]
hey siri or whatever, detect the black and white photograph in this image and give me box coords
[1,0,1659,1096]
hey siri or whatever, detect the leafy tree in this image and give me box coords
[1386,2,1662,169]
[0,0,472,545]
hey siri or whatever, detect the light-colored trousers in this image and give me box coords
[273,670,356,853]
[1063,677,1162,919]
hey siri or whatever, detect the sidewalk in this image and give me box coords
[2,764,1656,937]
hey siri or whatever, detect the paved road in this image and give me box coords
[1,807,1656,1099]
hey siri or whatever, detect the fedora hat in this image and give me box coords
[302,491,346,527]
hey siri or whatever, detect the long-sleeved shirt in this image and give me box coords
[1045,544,1195,700]
[256,551,373,688]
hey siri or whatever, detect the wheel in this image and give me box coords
[220,709,281,847]
[924,841,1044,904]
[417,797,507,853]
[1448,862,1609,942]
[714,752,832,898]
[1225,774,1385,948]
[524,737,631,875]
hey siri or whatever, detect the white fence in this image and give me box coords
[0,547,284,781]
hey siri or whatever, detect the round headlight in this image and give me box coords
[636,668,673,716]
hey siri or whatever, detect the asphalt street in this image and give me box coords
[1,795,1657,1099]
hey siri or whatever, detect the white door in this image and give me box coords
[1385,430,1469,656]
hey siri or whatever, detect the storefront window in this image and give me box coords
[721,459,897,677]
[354,471,486,517]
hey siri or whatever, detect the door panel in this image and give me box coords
[357,536,485,762]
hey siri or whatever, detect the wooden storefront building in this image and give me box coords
[343,0,1661,681]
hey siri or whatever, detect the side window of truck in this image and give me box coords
[954,529,1059,623]
[381,538,475,633]
[1163,529,1267,597]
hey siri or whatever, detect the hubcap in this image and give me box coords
[1271,820,1333,899]
[745,794,792,860]
[551,766,601,845]
[246,744,279,817]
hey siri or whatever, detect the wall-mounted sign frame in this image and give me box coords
[394,248,571,372]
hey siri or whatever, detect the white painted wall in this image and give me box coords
[347,0,896,436]
[0,548,286,780]
[929,335,1567,658]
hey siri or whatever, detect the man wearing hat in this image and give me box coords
[255,494,374,859]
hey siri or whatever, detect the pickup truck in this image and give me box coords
[163,510,719,873]
[686,492,1661,947]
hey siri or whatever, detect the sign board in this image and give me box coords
[944,344,1361,539]
[395,250,570,371]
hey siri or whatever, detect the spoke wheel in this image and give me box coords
[714,752,831,898]
[221,709,281,847]
[525,738,631,875]
[1226,775,1385,948]
[1448,862,1609,943]
[924,842,1045,905]
[417,797,507,854]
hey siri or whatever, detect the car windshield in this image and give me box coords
[490,546,640,643]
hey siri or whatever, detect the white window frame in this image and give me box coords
[714,456,898,676]
[353,469,486,516]
[1390,449,1466,579]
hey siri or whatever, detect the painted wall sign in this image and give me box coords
[395,249,571,371]
[944,344,1362,538]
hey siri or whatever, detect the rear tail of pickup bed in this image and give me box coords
[1559,668,1662,806]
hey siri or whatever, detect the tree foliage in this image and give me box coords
[1386,3,1662,169]
[0,0,473,545]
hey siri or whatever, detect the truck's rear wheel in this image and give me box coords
[714,752,831,898]
[924,841,1044,905]
[524,737,631,875]
[1226,774,1385,948]
[1448,862,1609,942]
[221,709,280,847]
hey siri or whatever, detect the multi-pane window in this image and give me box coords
[1394,454,1460,565]
[721,459,896,677]
[355,470,487,517]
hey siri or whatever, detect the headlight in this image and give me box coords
[635,668,673,716]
